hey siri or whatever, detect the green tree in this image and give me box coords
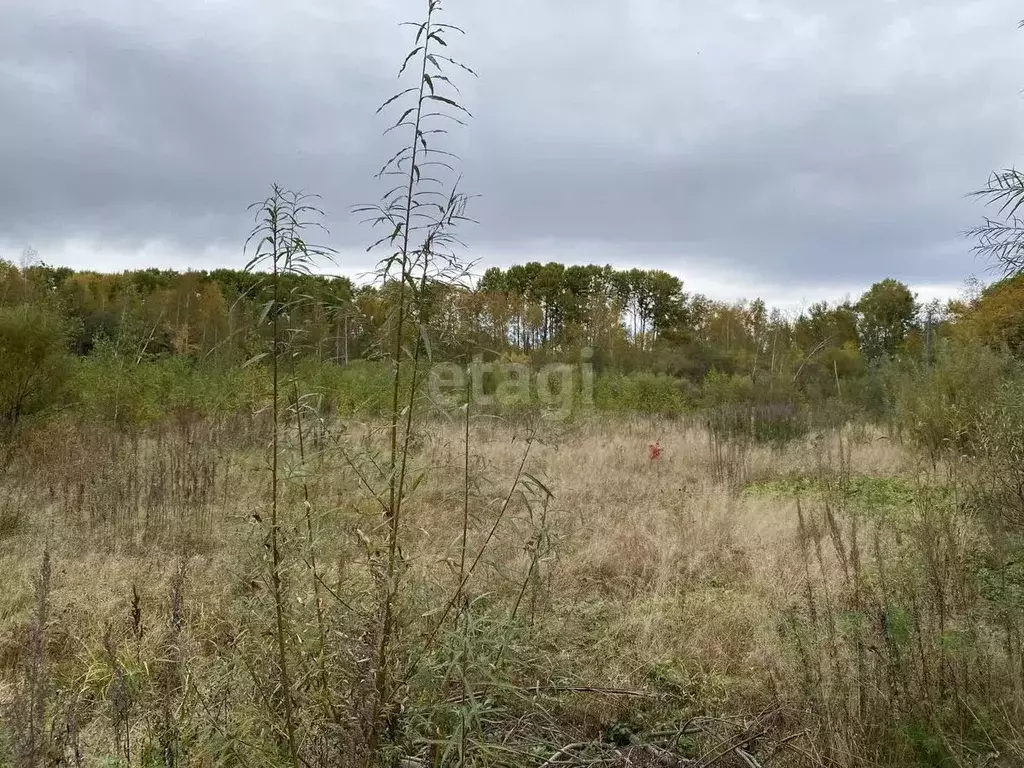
[0,303,72,451]
[857,279,919,361]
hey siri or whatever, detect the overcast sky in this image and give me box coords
[1,0,1022,310]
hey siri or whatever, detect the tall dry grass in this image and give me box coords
[5,410,1016,766]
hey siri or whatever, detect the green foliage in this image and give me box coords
[298,360,392,416]
[73,347,263,427]
[5,9,1024,768]
[699,370,813,446]
[899,720,958,767]
[699,369,754,407]
[746,473,926,517]
[0,253,958,431]
[969,167,1024,276]
[594,371,694,414]
[857,279,919,361]
[955,273,1024,354]
[0,302,73,445]
[890,340,1013,460]
[964,372,1024,531]
[973,551,1024,621]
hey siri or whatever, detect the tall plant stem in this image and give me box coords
[289,364,337,724]
[459,389,471,602]
[268,211,299,768]
[376,0,438,725]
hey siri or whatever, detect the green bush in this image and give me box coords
[594,372,694,414]
[889,339,1024,532]
[889,340,1012,462]
[967,374,1024,532]
[0,302,73,445]
[302,360,393,416]
[73,342,265,427]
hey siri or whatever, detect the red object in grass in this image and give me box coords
[648,441,662,461]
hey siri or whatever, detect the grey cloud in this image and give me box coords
[0,2,394,250]
[0,0,1022,294]
[468,86,1013,283]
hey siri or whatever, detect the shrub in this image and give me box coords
[73,343,265,428]
[889,340,1012,462]
[594,371,694,414]
[0,302,72,449]
[966,374,1024,532]
[303,360,393,417]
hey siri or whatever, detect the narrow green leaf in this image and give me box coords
[399,47,423,76]
[392,106,416,129]
[427,94,471,115]
[376,87,416,114]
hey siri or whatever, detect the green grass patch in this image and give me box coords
[744,473,943,517]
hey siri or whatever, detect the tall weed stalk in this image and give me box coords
[244,185,333,766]
[354,0,476,754]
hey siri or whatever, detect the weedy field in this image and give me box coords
[3,2,1024,766]
[2,412,1021,767]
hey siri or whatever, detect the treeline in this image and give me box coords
[0,261,359,360]
[2,256,1023,412]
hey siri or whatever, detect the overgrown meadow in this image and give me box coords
[3,4,1024,767]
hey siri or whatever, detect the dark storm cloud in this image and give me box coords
[1,0,1022,291]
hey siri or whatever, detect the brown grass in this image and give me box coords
[0,414,1020,766]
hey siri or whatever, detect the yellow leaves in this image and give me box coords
[960,275,1024,353]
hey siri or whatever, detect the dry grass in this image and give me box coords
[0,414,1019,766]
